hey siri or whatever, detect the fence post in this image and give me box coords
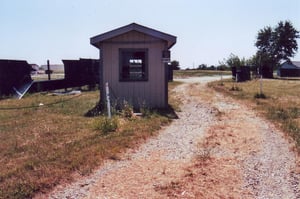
[260,74,263,95]
[105,82,111,118]
[47,60,51,80]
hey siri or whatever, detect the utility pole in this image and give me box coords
[46,60,53,80]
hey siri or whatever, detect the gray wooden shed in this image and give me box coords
[90,23,176,110]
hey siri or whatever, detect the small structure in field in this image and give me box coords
[231,66,251,82]
[90,23,176,110]
[30,58,100,93]
[0,59,33,96]
[63,58,100,88]
[277,61,300,77]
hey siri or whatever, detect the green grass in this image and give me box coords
[0,84,179,198]
[174,69,231,78]
[209,78,300,151]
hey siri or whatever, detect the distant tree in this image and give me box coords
[226,53,244,68]
[217,64,227,71]
[245,54,260,73]
[198,64,207,70]
[209,65,215,70]
[255,20,299,78]
[170,60,180,70]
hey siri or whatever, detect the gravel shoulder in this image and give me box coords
[37,76,300,199]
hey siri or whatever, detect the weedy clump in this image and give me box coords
[254,92,267,99]
[121,100,133,118]
[93,116,118,134]
[229,86,242,91]
[196,147,212,163]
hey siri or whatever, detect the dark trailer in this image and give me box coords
[0,59,33,96]
[29,58,100,93]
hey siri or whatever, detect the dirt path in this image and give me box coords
[38,76,300,199]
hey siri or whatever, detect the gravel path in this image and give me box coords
[210,92,300,199]
[38,76,218,199]
[241,111,299,198]
[37,76,299,199]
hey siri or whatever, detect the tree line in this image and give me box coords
[171,20,299,78]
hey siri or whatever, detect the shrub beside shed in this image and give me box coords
[90,23,176,110]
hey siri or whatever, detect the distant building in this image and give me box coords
[40,64,64,73]
[30,64,40,75]
[277,61,300,77]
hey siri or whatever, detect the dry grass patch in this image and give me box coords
[0,84,179,198]
[174,69,231,78]
[155,157,251,198]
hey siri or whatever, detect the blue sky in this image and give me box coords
[0,0,299,68]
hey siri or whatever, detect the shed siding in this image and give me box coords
[101,31,167,108]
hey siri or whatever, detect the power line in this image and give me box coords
[0,94,81,110]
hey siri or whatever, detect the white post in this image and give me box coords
[220,71,223,84]
[105,82,111,118]
[260,75,263,95]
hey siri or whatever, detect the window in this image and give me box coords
[119,49,148,81]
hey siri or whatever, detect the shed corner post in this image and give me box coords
[99,48,106,111]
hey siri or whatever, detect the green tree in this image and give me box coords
[226,53,244,68]
[198,64,207,70]
[170,60,180,70]
[217,59,229,71]
[255,21,299,78]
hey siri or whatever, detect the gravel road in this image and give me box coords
[37,76,299,199]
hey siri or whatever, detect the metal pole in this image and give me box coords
[105,82,111,118]
[47,60,51,80]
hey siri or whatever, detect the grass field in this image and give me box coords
[31,73,65,81]
[0,82,179,198]
[209,78,300,151]
[174,69,231,78]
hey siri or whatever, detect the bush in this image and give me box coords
[94,117,118,134]
[229,86,242,91]
[254,93,267,99]
[121,101,133,118]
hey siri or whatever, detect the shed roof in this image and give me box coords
[90,23,176,49]
[280,61,300,69]
[291,61,300,68]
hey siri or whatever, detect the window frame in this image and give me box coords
[119,48,149,82]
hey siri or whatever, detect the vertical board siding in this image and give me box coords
[101,31,167,109]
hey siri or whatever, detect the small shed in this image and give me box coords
[277,61,300,77]
[90,23,176,110]
[231,66,251,82]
